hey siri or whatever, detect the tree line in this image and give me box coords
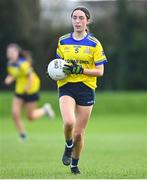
[0,0,147,91]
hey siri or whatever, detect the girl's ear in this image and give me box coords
[87,19,90,25]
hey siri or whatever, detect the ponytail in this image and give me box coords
[19,50,33,64]
[85,27,90,33]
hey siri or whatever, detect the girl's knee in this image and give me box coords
[27,114,34,121]
[74,130,84,142]
[12,110,20,120]
[64,119,74,129]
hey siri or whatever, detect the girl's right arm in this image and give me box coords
[4,75,15,85]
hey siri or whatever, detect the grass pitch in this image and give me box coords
[0,91,147,179]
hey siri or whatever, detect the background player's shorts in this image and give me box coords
[15,93,39,102]
[59,82,95,106]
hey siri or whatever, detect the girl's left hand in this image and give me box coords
[63,61,83,74]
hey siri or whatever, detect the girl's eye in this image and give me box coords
[72,16,85,20]
[79,16,84,20]
[73,16,77,20]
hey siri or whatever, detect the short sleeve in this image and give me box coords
[7,65,18,78]
[94,42,107,66]
[56,40,64,59]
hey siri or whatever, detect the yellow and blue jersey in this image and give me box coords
[7,57,40,94]
[56,32,107,89]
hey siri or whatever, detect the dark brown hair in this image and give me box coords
[71,7,91,33]
[7,43,32,61]
[71,7,90,20]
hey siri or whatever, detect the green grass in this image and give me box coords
[0,91,147,179]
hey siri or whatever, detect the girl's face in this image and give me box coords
[6,47,19,63]
[71,10,89,33]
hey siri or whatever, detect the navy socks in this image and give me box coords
[66,139,73,148]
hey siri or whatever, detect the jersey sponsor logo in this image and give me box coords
[66,59,89,65]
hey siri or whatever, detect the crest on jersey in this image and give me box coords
[64,46,70,53]
[83,47,91,54]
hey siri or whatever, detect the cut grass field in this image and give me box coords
[0,91,147,179]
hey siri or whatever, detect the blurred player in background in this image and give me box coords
[4,43,55,142]
[56,7,107,174]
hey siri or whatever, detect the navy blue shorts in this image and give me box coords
[15,93,39,102]
[59,82,95,106]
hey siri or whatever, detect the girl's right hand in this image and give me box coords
[4,75,15,85]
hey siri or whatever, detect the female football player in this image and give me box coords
[56,7,107,174]
[4,43,55,142]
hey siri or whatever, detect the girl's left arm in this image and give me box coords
[83,64,104,77]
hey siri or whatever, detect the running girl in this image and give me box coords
[4,43,55,141]
[56,7,107,174]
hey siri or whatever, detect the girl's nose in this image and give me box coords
[75,18,80,23]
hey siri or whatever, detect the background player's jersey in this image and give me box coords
[56,32,107,89]
[7,58,40,94]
